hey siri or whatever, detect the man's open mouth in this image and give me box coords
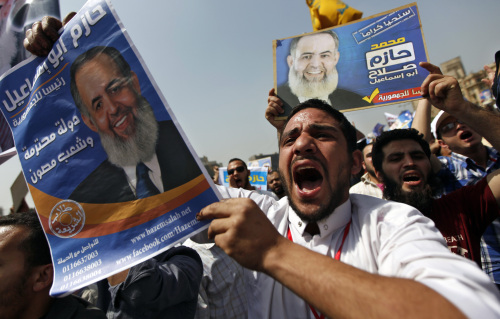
[459,131,472,140]
[402,172,422,186]
[294,166,323,193]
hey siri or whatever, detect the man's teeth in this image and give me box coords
[403,174,420,182]
[115,116,126,127]
[297,166,315,171]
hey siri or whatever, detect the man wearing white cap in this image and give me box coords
[430,109,499,193]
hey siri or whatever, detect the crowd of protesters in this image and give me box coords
[2,13,500,319]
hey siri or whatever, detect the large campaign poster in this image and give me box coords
[274,3,428,117]
[0,0,220,296]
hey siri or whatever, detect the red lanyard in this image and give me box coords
[287,220,351,319]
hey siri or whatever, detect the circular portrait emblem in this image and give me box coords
[49,200,86,238]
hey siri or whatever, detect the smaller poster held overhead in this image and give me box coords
[274,3,428,117]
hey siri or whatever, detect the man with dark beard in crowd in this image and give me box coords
[68,46,201,203]
[372,128,500,266]
[276,30,372,113]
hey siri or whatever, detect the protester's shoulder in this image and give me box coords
[256,189,280,200]
[437,153,464,174]
[487,145,500,158]
[349,181,363,192]
[436,177,491,207]
[350,193,390,218]
[45,295,106,319]
[161,245,202,262]
[350,194,425,224]
[349,180,369,194]
[128,246,202,278]
[350,193,387,207]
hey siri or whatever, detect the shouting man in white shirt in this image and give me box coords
[198,97,500,318]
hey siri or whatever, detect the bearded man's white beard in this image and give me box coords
[288,66,339,99]
[97,96,159,167]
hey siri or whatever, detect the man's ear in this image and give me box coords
[287,55,293,68]
[81,114,98,132]
[362,161,367,170]
[350,150,363,175]
[32,264,54,292]
[437,139,449,149]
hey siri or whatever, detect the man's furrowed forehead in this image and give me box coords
[281,109,341,143]
[286,108,339,128]
[383,139,426,158]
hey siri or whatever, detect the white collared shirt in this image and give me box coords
[349,172,384,198]
[216,186,500,319]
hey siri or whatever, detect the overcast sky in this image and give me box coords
[1,0,498,211]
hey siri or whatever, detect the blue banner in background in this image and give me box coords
[219,166,269,191]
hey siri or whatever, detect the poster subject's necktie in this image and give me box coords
[135,162,160,199]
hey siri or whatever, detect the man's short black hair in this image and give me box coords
[70,46,133,117]
[279,99,358,154]
[372,128,431,173]
[0,210,52,268]
[356,138,368,152]
[228,158,247,170]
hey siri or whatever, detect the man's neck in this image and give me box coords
[19,294,53,319]
[367,173,381,184]
[245,184,256,191]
